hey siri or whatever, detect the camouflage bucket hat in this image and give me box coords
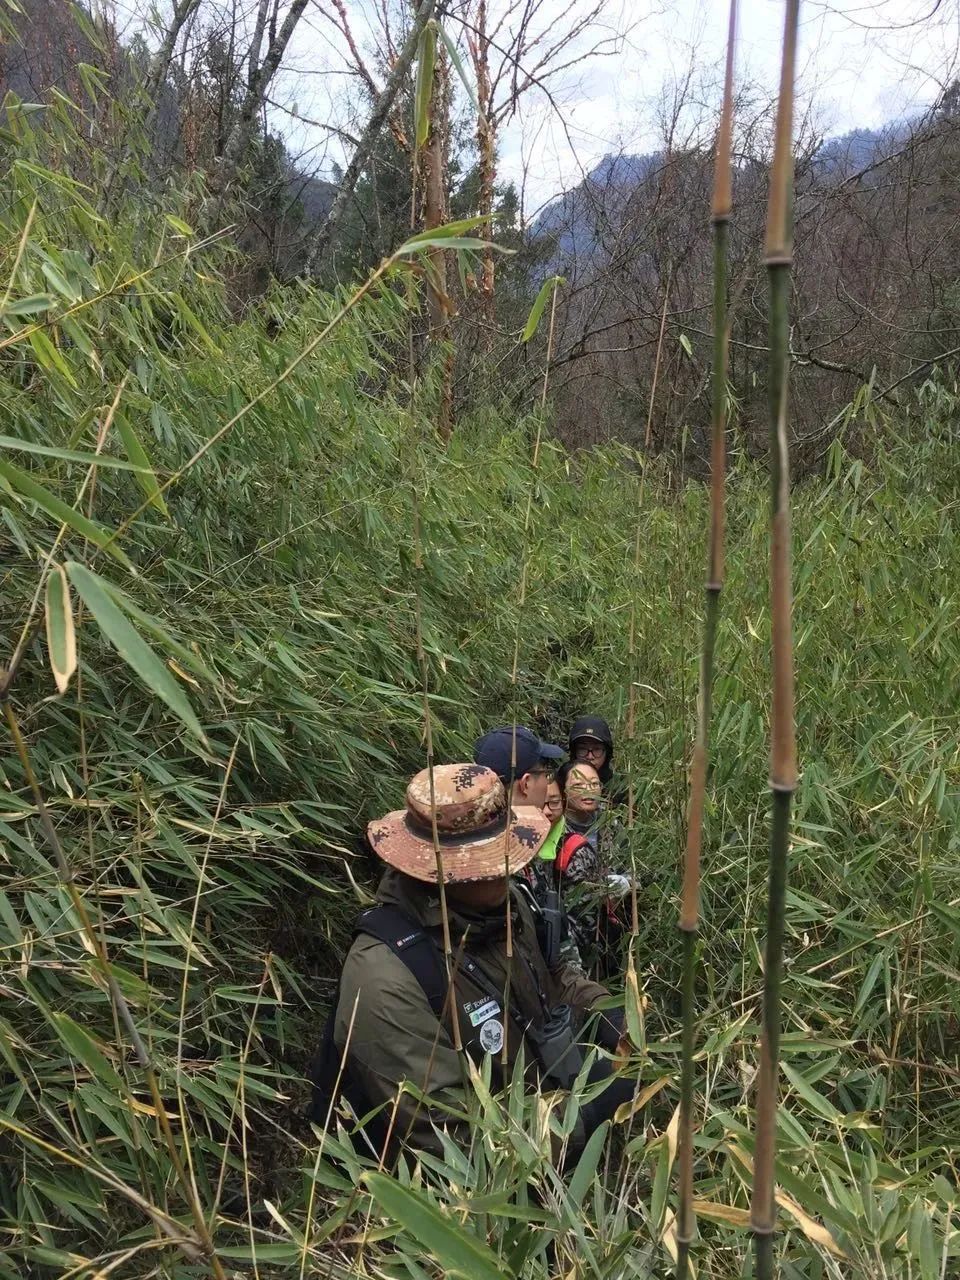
[366,763,550,884]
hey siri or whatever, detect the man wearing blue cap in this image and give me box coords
[473,724,566,811]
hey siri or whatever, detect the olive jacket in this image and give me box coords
[333,868,610,1155]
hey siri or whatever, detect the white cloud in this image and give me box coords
[271,0,957,208]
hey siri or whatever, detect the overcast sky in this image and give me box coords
[267,0,958,214]
[110,0,958,213]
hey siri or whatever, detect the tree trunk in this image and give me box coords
[305,0,437,273]
[144,0,202,109]
[221,0,310,173]
[474,0,496,345]
[422,42,453,437]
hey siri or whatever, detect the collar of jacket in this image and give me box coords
[564,815,599,844]
[376,867,527,940]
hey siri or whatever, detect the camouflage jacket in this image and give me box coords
[522,815,630,975]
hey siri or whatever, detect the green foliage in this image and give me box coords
[522,275,565,342]
[1,55,959,1280]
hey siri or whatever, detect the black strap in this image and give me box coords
[355,904,542,1035]
[355,905,448,1018]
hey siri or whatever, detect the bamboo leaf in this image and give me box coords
[781,1061,843,1122]
[0,459,132,568]
[521,275,565,343]
[49,1012,123,1089]
[729,1143,849,1258]
[778,1190,848,1260]
[98,578,212,681]
[1,293,55,318]
[614,1073,671,1124]
[0,436,153,471]
[651,1103,681,1234]
[437,24,477,110]
[362,1172,504,1280]
[28,328,77,386]
[41,260,80,302]
[853,948,887,1017]
[66,562,206,743]
[164,213,194,236]
[175,297,219,353]
[661,1208,681,1267]
[908,1200,938,1280]
[691,1199,751,1227]
[414,20,438,147]
[116,416,168,516]
[45,564,76,694]
[405,216,487,243]
[398,235,498,255]
[567,1120,608,1207]
[622,950,646,1051]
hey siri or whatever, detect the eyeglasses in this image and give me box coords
[573,741,606,759]
[569,779,601,797]
[529,767,556,781]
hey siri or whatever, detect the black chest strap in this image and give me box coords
[355,905,544,1035]
[355,905,448,1018]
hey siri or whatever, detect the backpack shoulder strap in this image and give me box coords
[355,905,447,1018]
[557,831,590,876]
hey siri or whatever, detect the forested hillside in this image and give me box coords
[1,1,959,1277]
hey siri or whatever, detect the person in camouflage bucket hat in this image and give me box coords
[366,762,549,884]
[307,763,635,1163]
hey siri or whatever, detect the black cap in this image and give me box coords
[473,725,564,784]
[569,715,614,750]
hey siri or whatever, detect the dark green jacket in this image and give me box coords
[334,868,609,1156]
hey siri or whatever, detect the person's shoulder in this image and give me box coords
[341,931,423,994]
[558,830,590,870]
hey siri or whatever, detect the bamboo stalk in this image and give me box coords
[676,8,737,1277]
[750,3,800,1277]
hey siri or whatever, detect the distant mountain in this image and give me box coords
[529,153,658,274]
[811,125,905,178]
[1,0,104,102]
[292,173,336,226]
[530,127,898,274]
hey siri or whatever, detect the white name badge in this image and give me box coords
[465,997,501,1027]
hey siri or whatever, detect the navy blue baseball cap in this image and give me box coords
[473,725,565,784]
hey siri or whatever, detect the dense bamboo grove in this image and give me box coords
[1,28,959,1280]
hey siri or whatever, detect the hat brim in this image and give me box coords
[367,805,550,884]
[539,741,565,760]
[571,732,606,745]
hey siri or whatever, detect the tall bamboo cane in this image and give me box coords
[675,6,737,1276]
[750,3,800,1277]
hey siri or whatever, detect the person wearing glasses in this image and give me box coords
[542,775,564,824]
[522,760,627,977]
[472,724,564,810]
[559,721,632,977]
[568,715,614,782]
[569,714,628,813]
